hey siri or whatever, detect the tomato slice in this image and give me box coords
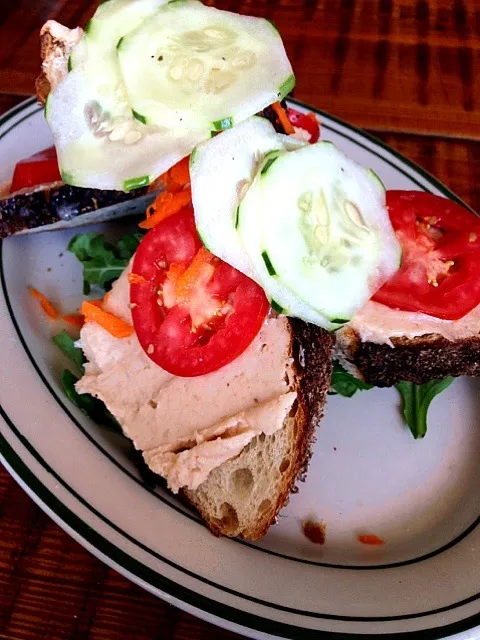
[287,108,320,143]
[10,146,62,193]
[372,191,480,320]
[130,206,270,377]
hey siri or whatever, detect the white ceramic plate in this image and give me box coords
[1,97,479,640]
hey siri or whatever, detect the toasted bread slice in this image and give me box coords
[186,319,334,540]
[37,21,335,541]
[36,20,83,104]
[336,325,480,387]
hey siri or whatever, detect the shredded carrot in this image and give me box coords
[89,298,104,309]
[166,263,187,285]
[29,287,59,320]
[169,156,190,190]
[128,273,147,285]
[80,300,134,338]
[175,247,214,304]
[358,534,384,546]
[63,314,84,329]
[271,101,295,135]
[139,188,192,229]
[157,157,191,193]
[103,291,111,306]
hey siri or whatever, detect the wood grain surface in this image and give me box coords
[0,1,479,639]
[1,0,479,137]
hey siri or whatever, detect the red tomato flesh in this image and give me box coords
[130,206,270,377]
[10,146,62,193]
[373,191,480,320]
[287,108,320,143]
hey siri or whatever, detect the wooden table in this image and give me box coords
[0,1,479,639]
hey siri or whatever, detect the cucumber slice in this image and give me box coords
[118,0,294,131]
[69,0,168,121]
[68,38,88,70]
[238,142,402,324]
[190,116,304,280]
[47,68,203,190]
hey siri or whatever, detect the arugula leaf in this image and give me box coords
[52,330,85,372]
[128,447,160,490]
[395,377,454,439]
[61,369,122,434]
[330,362,374,398]
[115,232,143,261]
[68,232,142,294]
[61,370,160,488]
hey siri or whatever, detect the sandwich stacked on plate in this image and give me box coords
[2,0,478,540]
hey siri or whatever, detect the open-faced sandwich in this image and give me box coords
[2,0,479,540]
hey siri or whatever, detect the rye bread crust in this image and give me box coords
[185,320,334,540]
[338,326,480,387]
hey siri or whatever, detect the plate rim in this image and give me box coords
[0,96,479,640]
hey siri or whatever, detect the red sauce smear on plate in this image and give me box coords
[358,534,384,546]
[302,520,326,545]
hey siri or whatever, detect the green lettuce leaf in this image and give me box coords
[395,377,454,439]
[68,231,142,294]
[61,369,122,434]
[330,362,374,397]
[52,330,85,372]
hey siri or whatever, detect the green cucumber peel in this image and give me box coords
[234,206,240,229]
[84,19,93,34]
[116,36,124,50]
[265,18,280,34]
[278,74,296,99]
[67,55,73,72]
[123,175,151,191]
[270,299,284,314]
[260,150,282,175]
[44,94,51,120]
[211,117,234,132]
[261,251,276,276]
[189,147,198,166]
[60,170,75,186]
[367,168,385,191]
[132,109,147,124]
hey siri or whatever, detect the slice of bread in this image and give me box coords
[36,20,336,541]
[185,319,334,540]
[36,20,83,104]
[336,325,480,387]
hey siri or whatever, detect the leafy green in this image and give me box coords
[330,362,374,398]
[61,369,122,434]
[395,377,454,439]
[61,370,159,488]
[68,231,142,294]
[52,330,85,372]
[128,447,159,490]
[331,363,454,439]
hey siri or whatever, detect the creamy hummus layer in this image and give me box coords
[76,266,296,492]
[339,300,480,347]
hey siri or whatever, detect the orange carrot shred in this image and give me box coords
[29,287,59,320]
[63,314,84,329]
[139,188,192,229]
[80,300,134,338]
[166,263,186,285]
[89,298,104,309]
[271,101,295,135]
[128,273,147,285]
[175,247,214,304]
[358,534,384,546]
[169,156,190,190]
